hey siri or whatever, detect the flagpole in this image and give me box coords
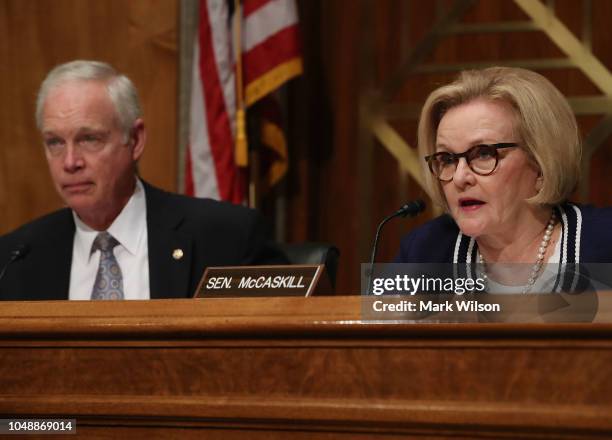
[233,0,255,208]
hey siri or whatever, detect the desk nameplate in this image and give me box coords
[194,265,328,298]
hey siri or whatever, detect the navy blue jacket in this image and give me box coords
[396,203,612,264]
[396,203,612,297]
[393,203,612,321]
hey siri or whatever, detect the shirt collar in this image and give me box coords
[73,178,147,260]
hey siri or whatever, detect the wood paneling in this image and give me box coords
[0,297,611,438]
[0,0,178,235]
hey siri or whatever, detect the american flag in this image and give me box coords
[185,0,302,203]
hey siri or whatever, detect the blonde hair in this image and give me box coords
[418,67,581,209]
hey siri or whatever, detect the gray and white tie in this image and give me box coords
[90,232,124,300]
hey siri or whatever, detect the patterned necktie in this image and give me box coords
[90,232,124,300]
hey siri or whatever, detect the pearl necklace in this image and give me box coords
[477,211,557,294]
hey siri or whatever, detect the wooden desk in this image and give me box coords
[0,296,610,438]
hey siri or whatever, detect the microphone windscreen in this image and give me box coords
[398,199,426,217]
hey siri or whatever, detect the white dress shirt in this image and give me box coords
[69,179,150,300]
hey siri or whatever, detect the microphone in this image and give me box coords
[394,200,426,219]
[366,200,425,295]
[0,244,30,283]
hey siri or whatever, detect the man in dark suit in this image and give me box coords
[0,60,286,301]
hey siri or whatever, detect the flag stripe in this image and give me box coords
[243,0,273,16]
[189,38,220,199]
[243,26,301,82]
[209,0,237,139]
[243,26,302,104]
[198,0,242,202]
[243,0,298,52]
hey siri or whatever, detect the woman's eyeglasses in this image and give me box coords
[424,143,518,182]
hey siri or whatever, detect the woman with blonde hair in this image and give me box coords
[396,67,612,295]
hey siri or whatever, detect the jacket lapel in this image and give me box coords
[144,183,194,299]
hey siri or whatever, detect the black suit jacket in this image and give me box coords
[0,182,287,300]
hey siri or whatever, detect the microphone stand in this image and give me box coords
[366,201,425,296]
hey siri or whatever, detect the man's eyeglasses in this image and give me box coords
[424,143,518,182]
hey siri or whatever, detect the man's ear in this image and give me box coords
[130,118,146,161]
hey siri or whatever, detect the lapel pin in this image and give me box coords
[172,249,184,260]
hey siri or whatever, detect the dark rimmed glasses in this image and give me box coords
[425,143,518,182]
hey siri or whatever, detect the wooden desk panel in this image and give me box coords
[0,296,610,439]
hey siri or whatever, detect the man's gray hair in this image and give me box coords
[35,60,142,137]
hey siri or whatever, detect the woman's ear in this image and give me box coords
[535,172,544,192]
